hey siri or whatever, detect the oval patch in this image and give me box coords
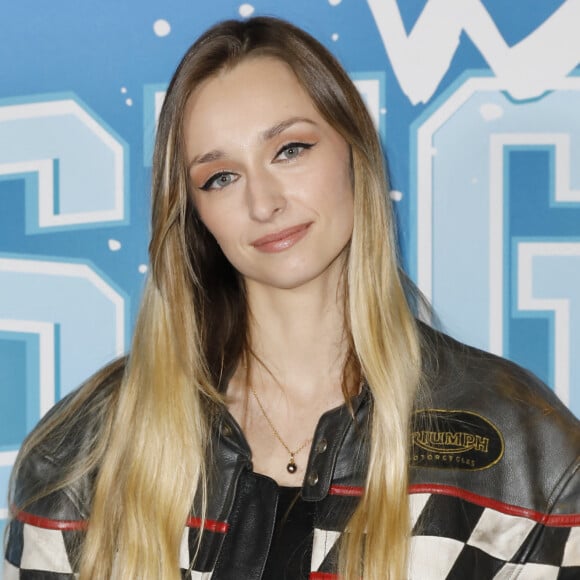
[411,409,504,471]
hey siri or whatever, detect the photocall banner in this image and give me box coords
[1,0,579,549]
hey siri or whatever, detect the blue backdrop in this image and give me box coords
[1,0,579,554]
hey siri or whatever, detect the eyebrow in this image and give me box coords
[188,116,317,170]
[260,116,317,141]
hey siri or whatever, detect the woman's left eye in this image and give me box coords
[275,142,314,161]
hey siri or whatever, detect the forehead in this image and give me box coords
[183,57,324,152]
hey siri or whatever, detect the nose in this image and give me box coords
[244,167,287,222]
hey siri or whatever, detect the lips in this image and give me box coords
[251,222,312,253]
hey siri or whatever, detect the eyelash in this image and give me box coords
[199,141,315,191]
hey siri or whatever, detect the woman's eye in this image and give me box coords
[275,142,314,161]
[200,172,236,191]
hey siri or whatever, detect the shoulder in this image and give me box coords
[417,321,578,429]
[408,324,580,576]
[5,359,125,576]
[10,358,125,522]
[413,323,580,515]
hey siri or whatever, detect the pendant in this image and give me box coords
[286,458,297,473]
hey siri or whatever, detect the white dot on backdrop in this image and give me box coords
[108,239,121,252]
[331,33,339,42]
[239,4,255,17]
[125,98,133,107]
[153,19,171,37]
[329,0,342,5]
[380,107,387,115]
[480,103,504,121]
[138,264,148,274]
[120,87,127,94]
[390,190,403,202]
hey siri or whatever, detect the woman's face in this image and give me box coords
[184,56,354,292]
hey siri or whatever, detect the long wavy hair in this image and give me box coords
[10,17,422,579]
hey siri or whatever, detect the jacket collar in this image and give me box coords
[214,386,371,503]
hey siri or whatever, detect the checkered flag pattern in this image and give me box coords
[308,491,580,579]
[407,491,580,579]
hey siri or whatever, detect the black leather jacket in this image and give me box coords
[4,328,580,579]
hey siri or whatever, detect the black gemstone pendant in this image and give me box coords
[287,459,297,473]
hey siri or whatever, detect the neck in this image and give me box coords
[240,275,350,404]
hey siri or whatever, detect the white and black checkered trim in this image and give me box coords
[5,486,580,579]
[307,485,580,579]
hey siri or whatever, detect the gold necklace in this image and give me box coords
[250,384,312,474]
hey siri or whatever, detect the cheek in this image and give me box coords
[330,167,355,225]
[332,185,354,245]
[326,146,354,205]
[197,206,244,261]
[194,198,225,241]
[338,199,354,242]
[202,219,229,250]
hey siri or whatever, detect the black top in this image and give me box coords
[262,486,315,579]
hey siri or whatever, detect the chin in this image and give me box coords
[249,274,315,291]
[248,261,345,292]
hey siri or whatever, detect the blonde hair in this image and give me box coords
[10,17,422,579]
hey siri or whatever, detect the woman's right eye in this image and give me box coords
[200,171,236,191]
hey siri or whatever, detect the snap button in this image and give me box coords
[307,471,319,486]
[316,438,328,454]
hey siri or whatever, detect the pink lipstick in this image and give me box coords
[251,222,311,253]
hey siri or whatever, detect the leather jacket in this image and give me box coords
[4,327,580,579]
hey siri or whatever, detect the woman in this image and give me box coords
[4,17,580,580]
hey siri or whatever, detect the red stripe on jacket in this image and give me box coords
[13,506,229,533]
[409,483,580,527]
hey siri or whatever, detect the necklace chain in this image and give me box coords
[250,384,312,473]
